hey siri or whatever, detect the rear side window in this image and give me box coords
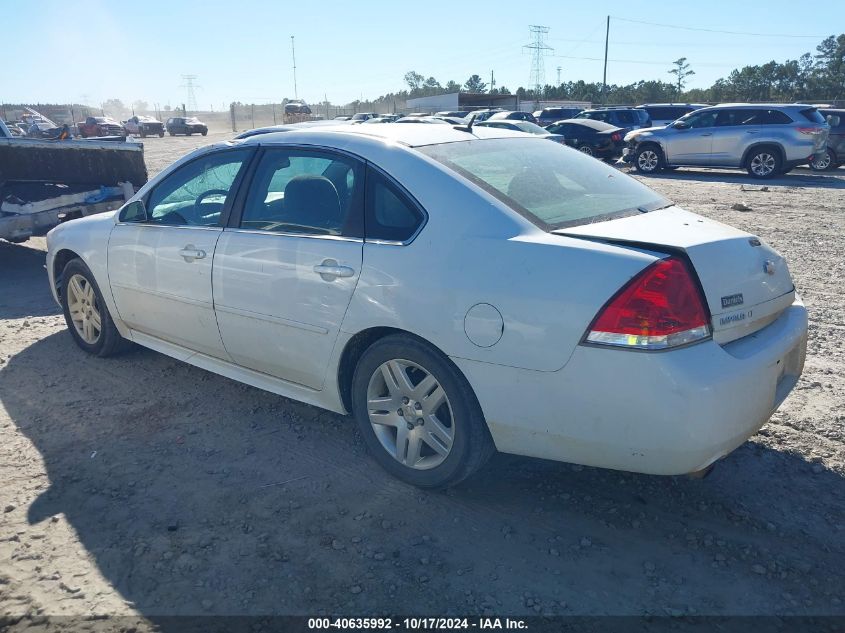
[365,172,424,243]
[799,108,826,124]
[757,109,793,124]
[240,149,362,236]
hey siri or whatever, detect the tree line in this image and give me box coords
[351,33,844,110]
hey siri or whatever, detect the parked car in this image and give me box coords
[350,112,378,123]
[77,116,126,138]
[395,117,448,124]
[166,117,208,136]
[810,109,844,171]
[476,120,565,142]
[436,111,471,118]
[488,111,538,124]
[545,119,628,159]
[636,104,707,128]
[123,115,165,138]
[334,116,352,121]
[46,124,807,488]
[575,108,651,130]
[534,107,584,128]
[624,104,829,179]
[467,108,506,122]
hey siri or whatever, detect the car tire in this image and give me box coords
[185,130,192,136]
[578,145,594,156]
[810,149,835,171]
[634,144,663,174]
[61,258,132,357]
[140,130,146,138]
[746,146,782,179]
[351,334,495,488]
[159,131,165,137]
[201,130,207,136]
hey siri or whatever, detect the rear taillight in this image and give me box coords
[611,132,622,142]
[797,127,824,135]
[585,257,711,350]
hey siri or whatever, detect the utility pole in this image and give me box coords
[291,36,298,101]
[523,25,554,100]
[602,15,610,105]
[490,70,495,93]
[556,66,562,85]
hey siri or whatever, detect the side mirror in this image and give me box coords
[118,199,148,223]
[673,120,690,130]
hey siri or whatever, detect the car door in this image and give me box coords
[664,110,718,164]
[108,148,253,359]
[212,147,364,390]
[710,109,755,166]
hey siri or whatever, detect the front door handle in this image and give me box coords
[746,130,759,134]
[314,259,355,280]
[179,245,207,262]
[700,133,713,137]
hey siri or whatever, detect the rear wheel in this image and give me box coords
[159,130,165,137]
[578,145,594,156]
[746,147,781,179]
[61,259,132,357]
[352,334,494,488]
[201,130,208,136]
[634,145,663,174]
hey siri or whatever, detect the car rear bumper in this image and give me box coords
[453,297,807,475]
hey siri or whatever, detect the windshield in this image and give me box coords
[419,138,669,230]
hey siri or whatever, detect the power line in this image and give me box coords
[291,36,298,100]
[554,53,734,68]
[523,25,554,96]
[611,16,825,39]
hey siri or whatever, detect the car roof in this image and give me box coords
[236,123,535,149]
[698,103,816,111]
[554,118,619,131]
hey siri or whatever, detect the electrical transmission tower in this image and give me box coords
[180,75,200,113]
[523,26,553,98]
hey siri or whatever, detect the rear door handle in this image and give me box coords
[179,245,206,262]
[314,259,355,280]
[700,133,713,137]
[746,130,759,134]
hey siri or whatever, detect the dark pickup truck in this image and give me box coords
[77,116,126,138]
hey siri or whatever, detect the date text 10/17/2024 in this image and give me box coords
[308,617,528,630]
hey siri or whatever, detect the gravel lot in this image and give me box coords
[1,132,843,625]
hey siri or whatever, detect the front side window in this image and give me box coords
[681,110,718,128]
[239,149,361,236]
[420,137,668,231]
[144,149,251,226]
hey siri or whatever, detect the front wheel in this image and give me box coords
[578,145,594,156]
[61,259,132,357]
[159,131,165,137]
[634,145,663,174]
[746,148,781,179]
[352,334,494,488]
[201,130,207,136]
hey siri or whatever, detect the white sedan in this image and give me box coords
[45,124,808,487]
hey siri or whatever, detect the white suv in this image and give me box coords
[624,104,829,179]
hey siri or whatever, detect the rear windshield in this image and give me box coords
[799,108,825,124]
[419,138,669,230]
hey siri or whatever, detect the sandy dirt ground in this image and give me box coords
[1,132,843,627]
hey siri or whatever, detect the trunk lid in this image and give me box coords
[556,207,795,343]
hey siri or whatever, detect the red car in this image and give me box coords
[77,116,126,138]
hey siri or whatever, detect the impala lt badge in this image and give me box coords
[764,260,776,275]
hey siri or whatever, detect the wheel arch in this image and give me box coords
[52,248,84,300]
[741,142,785,168]
[336,326,456,414]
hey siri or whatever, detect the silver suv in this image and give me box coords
[623,104,829,179]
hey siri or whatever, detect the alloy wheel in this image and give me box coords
[811,151,832,170]
[578,145,594,156]
[366,359,454,470]
[637,149,659,171]
[66,274,101,344]
[750,152,776,177]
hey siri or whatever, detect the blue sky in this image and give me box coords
[6,0,842,108]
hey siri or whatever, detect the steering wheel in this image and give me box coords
[194,189,229,216]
